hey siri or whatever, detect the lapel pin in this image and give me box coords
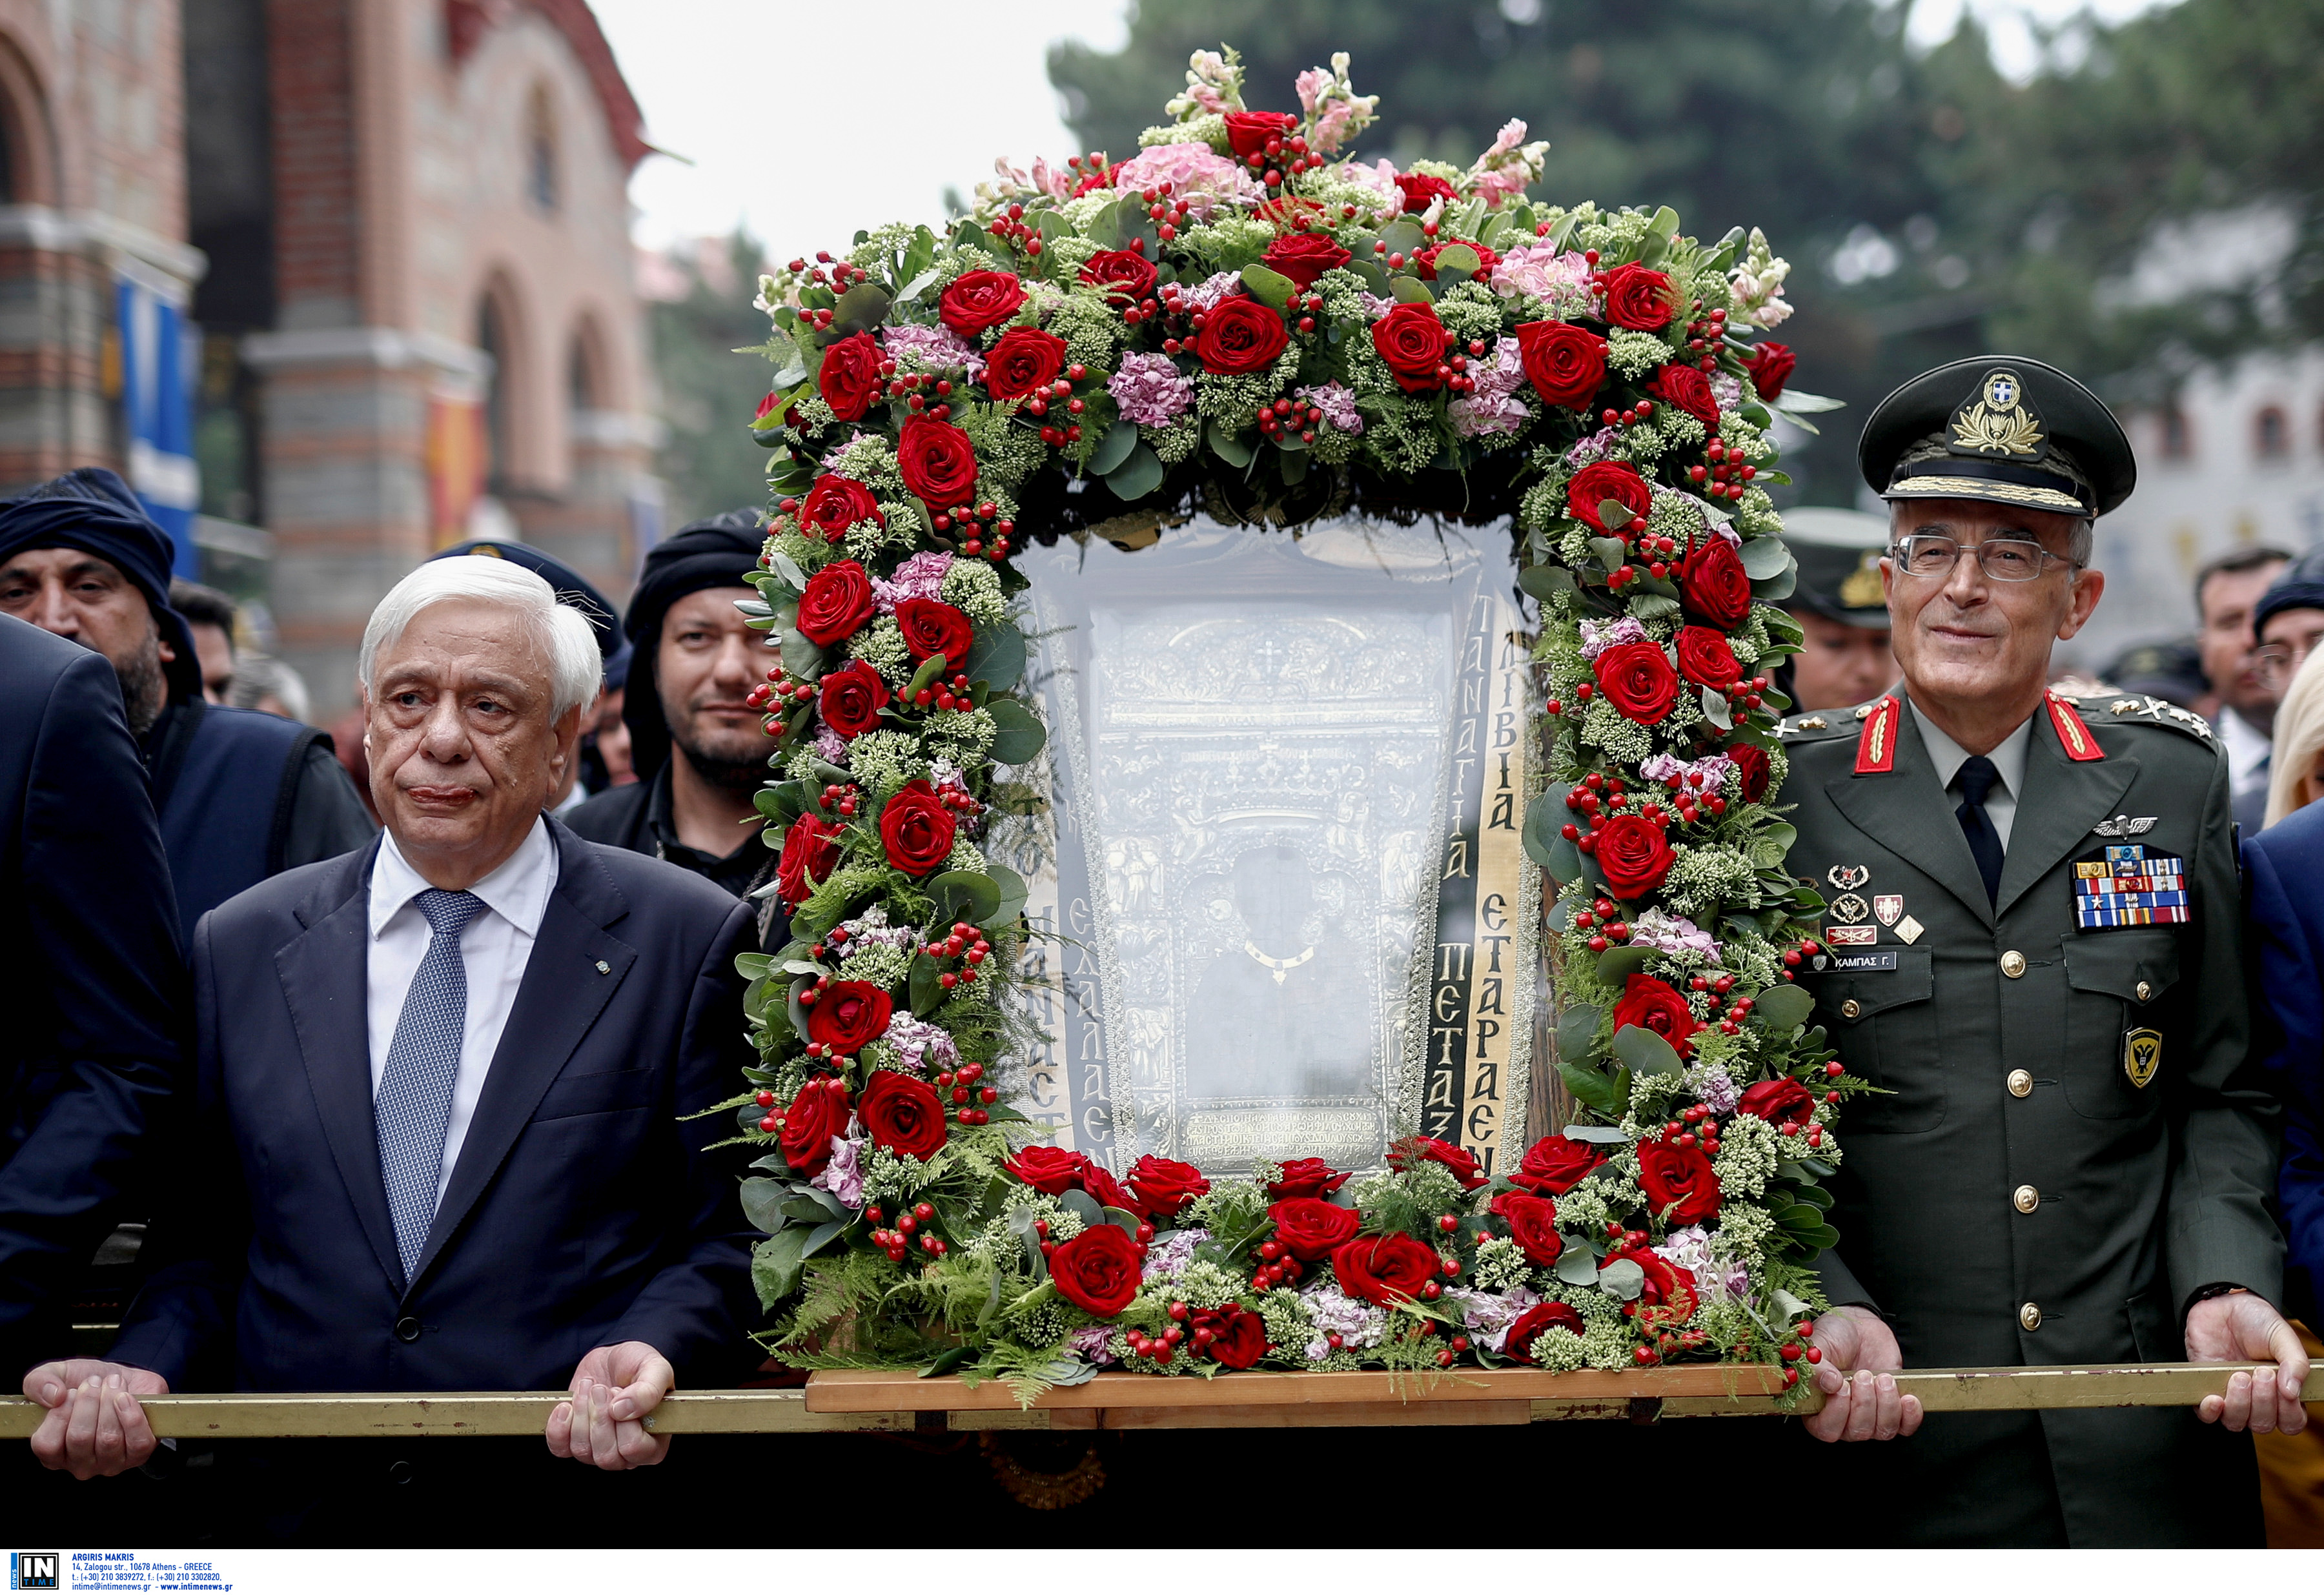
[1894,915,1924,944]
[1830,892,1871,924]
[2091,815,2157,838]
[1873,894,1903,926]
[595,960,611,975]
[1827,864,1870,891]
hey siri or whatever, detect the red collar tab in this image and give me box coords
[2046,691,2105,762]
[1853,696,1901,775]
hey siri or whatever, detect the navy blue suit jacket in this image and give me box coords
[0,615,183,1374]
[2241,803,2324,1317]
[112,817,758,1392]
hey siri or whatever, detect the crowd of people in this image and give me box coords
[3,343,2324,1547]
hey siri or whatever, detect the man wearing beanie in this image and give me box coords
[0,469,374,940]
[568,510,786,947]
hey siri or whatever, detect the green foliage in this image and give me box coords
[649,230,784,525]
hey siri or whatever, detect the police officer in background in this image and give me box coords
[1774,507,1897,713]
[1775,358,2305,1545]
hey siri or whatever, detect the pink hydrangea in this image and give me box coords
[1111,143,1259,220]
[1296,381,1361,434]
[1579,616,1649,660]
[872,550,952,615]
[1448,336,1529,438]
[810,1126,866,1208]
[882,1013,959,1075]
[813,726,849,764]
[1109,352,1195,427]
[882,323,985,381]
[1489,245,1595,312]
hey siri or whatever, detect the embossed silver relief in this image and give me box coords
[1000,517,1537,1176]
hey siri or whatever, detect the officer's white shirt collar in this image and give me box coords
[369,817,557,942]
[2219,705,2272,794]
[1906,699,2034,851]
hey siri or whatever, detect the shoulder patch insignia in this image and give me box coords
[1854,695,1901,774]
[2045,690,2105,762]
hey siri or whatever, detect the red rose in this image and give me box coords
[1635,1138,1722,1225]
[1514,320,1608,410]
[1268,1197,1361,1263]
[1388,1135,1488,1190]
[1505,1300,1585,1363]
[799,475,882,545]
[1006,1144,1088,1195]
[1079,1161,1136,1214]
[775,812,841,908]
[1079,248,1158,307]
[983,326,1069,403]
[1194,296,1289,376]
[1600,263,1678,331]
[1509,1134,1607,1197]
[1738,1077,1817,1126]
[817,330,882,422]
[895,417,980,509]
[1487,1190,1563,1266]
[859,1068,947,1161]
[894,598,974,666]
[1681,536,1753,627]
[796,558,875,645]
[807,979,893,1055]
[1566,460,1653,535]
[1266,1157,1350,1200]
[1370,302,1452,394]
[1608,1243,1698,1313]
[817,661,891,740]
[1593,640,1680,726]
[1224,110,1299,161]
[776,1077,848,1179]
[1261,231,1352,288]
[1613,973,1702,1059]
[1330,1232,1442,1307]
[877,779,957,876]
[1649,363,1719,429]
[1125,1155,1210,1222]
[1729,744,1771,804]
[1591,813,1675,900]
[1048,1223,1144,1317]
[1194,1302,1269,1369]
[937,269,1026,336]
[755,389,782,422]
[1393,172,1458,212]
[1416,241,1499,281]
[1674,626,1740,691]
[1744,341,1796,401]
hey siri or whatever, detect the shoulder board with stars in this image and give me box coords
[1775,706,1864,740]
[2081,693,2219,746]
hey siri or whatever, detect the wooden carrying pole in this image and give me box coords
[0,1363,2316,1438]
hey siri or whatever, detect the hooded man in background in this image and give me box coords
[0,470,375,940]
[567,510,785,948]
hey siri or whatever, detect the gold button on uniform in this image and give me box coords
[2135,980,2152,1002]
[1840,999,1862,1020]
[2000,950,2027,979]
[2019,1302,2043,1332]
[2007,1069,2034,1097]
[2013,1184,2039,1213]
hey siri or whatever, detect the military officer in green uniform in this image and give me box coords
[1775,356,2310,1545]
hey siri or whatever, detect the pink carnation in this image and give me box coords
[872,550,953,615]
[1488,245,1595,312]
[1296,381,1362,435]
[882,323,985,381]
[1112,143,1259,221]
[1108,352,1195,427]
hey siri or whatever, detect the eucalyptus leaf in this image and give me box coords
[897,267,943,303]
[1206,422,1255,469]
[1546,833,1581,883]
[1588,536,1629,570]
[739,1178,790,1234]
[800,1218,847,1259]
[1611,1022,1684,1077]
[909,951,944,1017]
[1103,1206,1143,1237]
[984,696,1047,764]
[768,549,809,591]
[1347,257,1391,296]
[1776,1203,1826,1232]
[1749,566,1797,602]
[1430,243,1482,281]
[1556,1241,1602,1286]
[963,621,1027,693]
[1518,563,1579,602]
[1596,499,1636,533]
[1701,687,1733,731]
[1739,536,1795,580]
[831,283,893,335]
[1557,1058,1624,1117]
[928,869,1003,927]
[1554,1002,1603,1063]
[1105,441,1165,502]
[1379,218,1426,254]
[1596,1257,1647,1301]
[1791,1222,1842,1251]
[779,628,826,679]
[1086,418,1139,476]
[1057,1187,1105,1228]
[1773,388,1847,414]
[750,1228,810,1308]
[1239,264,1298,309]
[1594,945,1653,983]
[1627,593,1680,621]
[1523,791,1567,869]
[1751,982,1815,1031]
[1391,276,1435,304]
[984,864,1030,930]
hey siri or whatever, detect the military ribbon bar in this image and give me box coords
[1854,695,1900,775]
[2046,691,2105,762]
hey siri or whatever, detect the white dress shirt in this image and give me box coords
[367,818,558,1206]
[2219,705,2272,800]
[1910,702,2035,849]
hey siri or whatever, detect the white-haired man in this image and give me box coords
[21,557,757,1521]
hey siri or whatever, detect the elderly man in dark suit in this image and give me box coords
[0,615,183,1381]
[24,555,756,1490]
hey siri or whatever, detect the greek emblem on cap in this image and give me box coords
[1839,551,1886,609]
[2123,1028,2162,1089]
[1951,368,2044,458]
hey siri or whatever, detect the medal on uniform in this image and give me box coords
[1830,892,1871,924]
[2123,1028,2162,1088]
[1873,894,1902,926]
[2092,815,2157,838]
[1827,925,1878,946]
[2072,844,2190,929]
[1893,915,1924,944]
[1828,864,1870,891]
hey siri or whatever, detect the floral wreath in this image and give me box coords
[717,46,1857,1395]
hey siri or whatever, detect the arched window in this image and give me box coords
[0,35,56,207]
[2159,406,2190,460]
[567,332,598,416]
[525,84,557,214]
[2257,406,2289,460]
[478,293,512,489]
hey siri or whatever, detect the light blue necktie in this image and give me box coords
[376,888,487,1286]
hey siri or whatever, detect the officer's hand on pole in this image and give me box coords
[1802,1305,1923,1443]
[2186,1290,2312,1435]
[22,1359,168,1479]
[547,1339,675,1470]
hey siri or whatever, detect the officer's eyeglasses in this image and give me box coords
[1890,534,2077,582]
[2254,640,2319,691]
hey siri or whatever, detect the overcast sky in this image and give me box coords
[591,0,2176,262]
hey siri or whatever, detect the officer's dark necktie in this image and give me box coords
[1954,755,2005,907]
